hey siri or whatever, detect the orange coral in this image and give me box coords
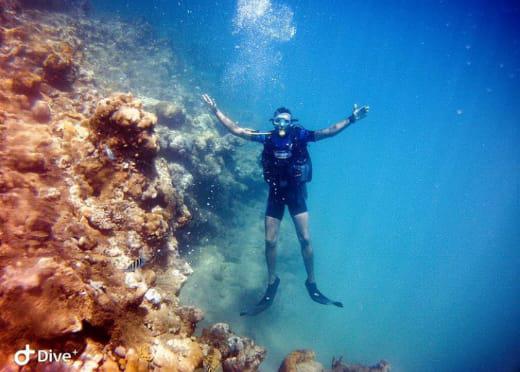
[279,350,323,372]
[89,93,159,162]
[11,71,41,96]
[0,4,265,372]
[0,5,192,368]
[42,43,75,88]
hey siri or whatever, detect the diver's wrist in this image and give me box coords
[347,114,357,124]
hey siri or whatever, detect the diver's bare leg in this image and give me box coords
[265,215,281,285]
[291,212,315,283]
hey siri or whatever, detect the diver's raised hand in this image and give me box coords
[351,103,370,122]
[314,104,369,140]
[202,93,218,113]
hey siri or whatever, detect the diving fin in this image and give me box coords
[240,277,280,316]
[305,280,343,308]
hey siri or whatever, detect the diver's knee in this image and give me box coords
[265,239,277,250]
[298,235,311,248]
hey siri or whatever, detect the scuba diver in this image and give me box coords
[202,93,369,316]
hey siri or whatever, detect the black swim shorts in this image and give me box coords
[265,182,308,220]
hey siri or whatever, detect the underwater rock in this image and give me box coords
[0,7,209,369]
[152,337,203,371]
[114,345,126,358]
[31,99,51,122]
[12,71,42,96]
[150,100,187,128]
[20,0,90,13]
[0,257,92,340]
[167,162,194,195]
[201,323,266,372]
[89,93,159,161]
[331,357,391,372]
[155,114,263,245]
[176,306,204,336]
[279,350,325,372]
[144,288,162,306]
[42,43,76,88]
[279,352,391,372]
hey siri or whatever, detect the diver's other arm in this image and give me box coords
[314,104,370,141]
[202,94,255,140]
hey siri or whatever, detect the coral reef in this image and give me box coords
[152,106,261,241]
[279,350,325,372]
[39,4,267,246]
[279,352,391,372]
[0,2,247,370]
[20,0,90,13]
[200,323,266,372]
[330,356,391,372]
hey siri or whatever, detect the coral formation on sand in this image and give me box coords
[279,350,325,372]
[279,351,391,372]
[330,356,390,372]
[200,323,266,372]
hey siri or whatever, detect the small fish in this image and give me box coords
[124,256,147,272]
[104,144,116,161]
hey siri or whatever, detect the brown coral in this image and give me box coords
[153,100,187,128]
[0,257,91,340]
[31,99,51,122]
[42,42,76,88]
[11,71,41,96]
[0,5,204,370]
[200,323,266,372]
[331,356,391,372]
[279,350,324,372]
[89,93,159,162]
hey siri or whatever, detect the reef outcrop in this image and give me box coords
[279,350,325,372]
[200,323,266,372]
[279,351,390,372]
[0,2,262,370]
[330,357,390,372]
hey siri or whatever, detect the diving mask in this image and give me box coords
[272,114,292,136]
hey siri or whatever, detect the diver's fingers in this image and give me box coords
[202,94,215,108]
[353,103,358,111]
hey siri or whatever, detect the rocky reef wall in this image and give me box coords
[62,3,266,247]
[0,2,265,370]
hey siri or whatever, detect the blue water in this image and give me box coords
[93,1,520,371]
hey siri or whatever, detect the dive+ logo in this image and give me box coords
[13,344,77,366]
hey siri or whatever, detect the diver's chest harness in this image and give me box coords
[261,127,312,186]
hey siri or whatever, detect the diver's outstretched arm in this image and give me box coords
[202,94,257,140]
[314,104,370,141]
